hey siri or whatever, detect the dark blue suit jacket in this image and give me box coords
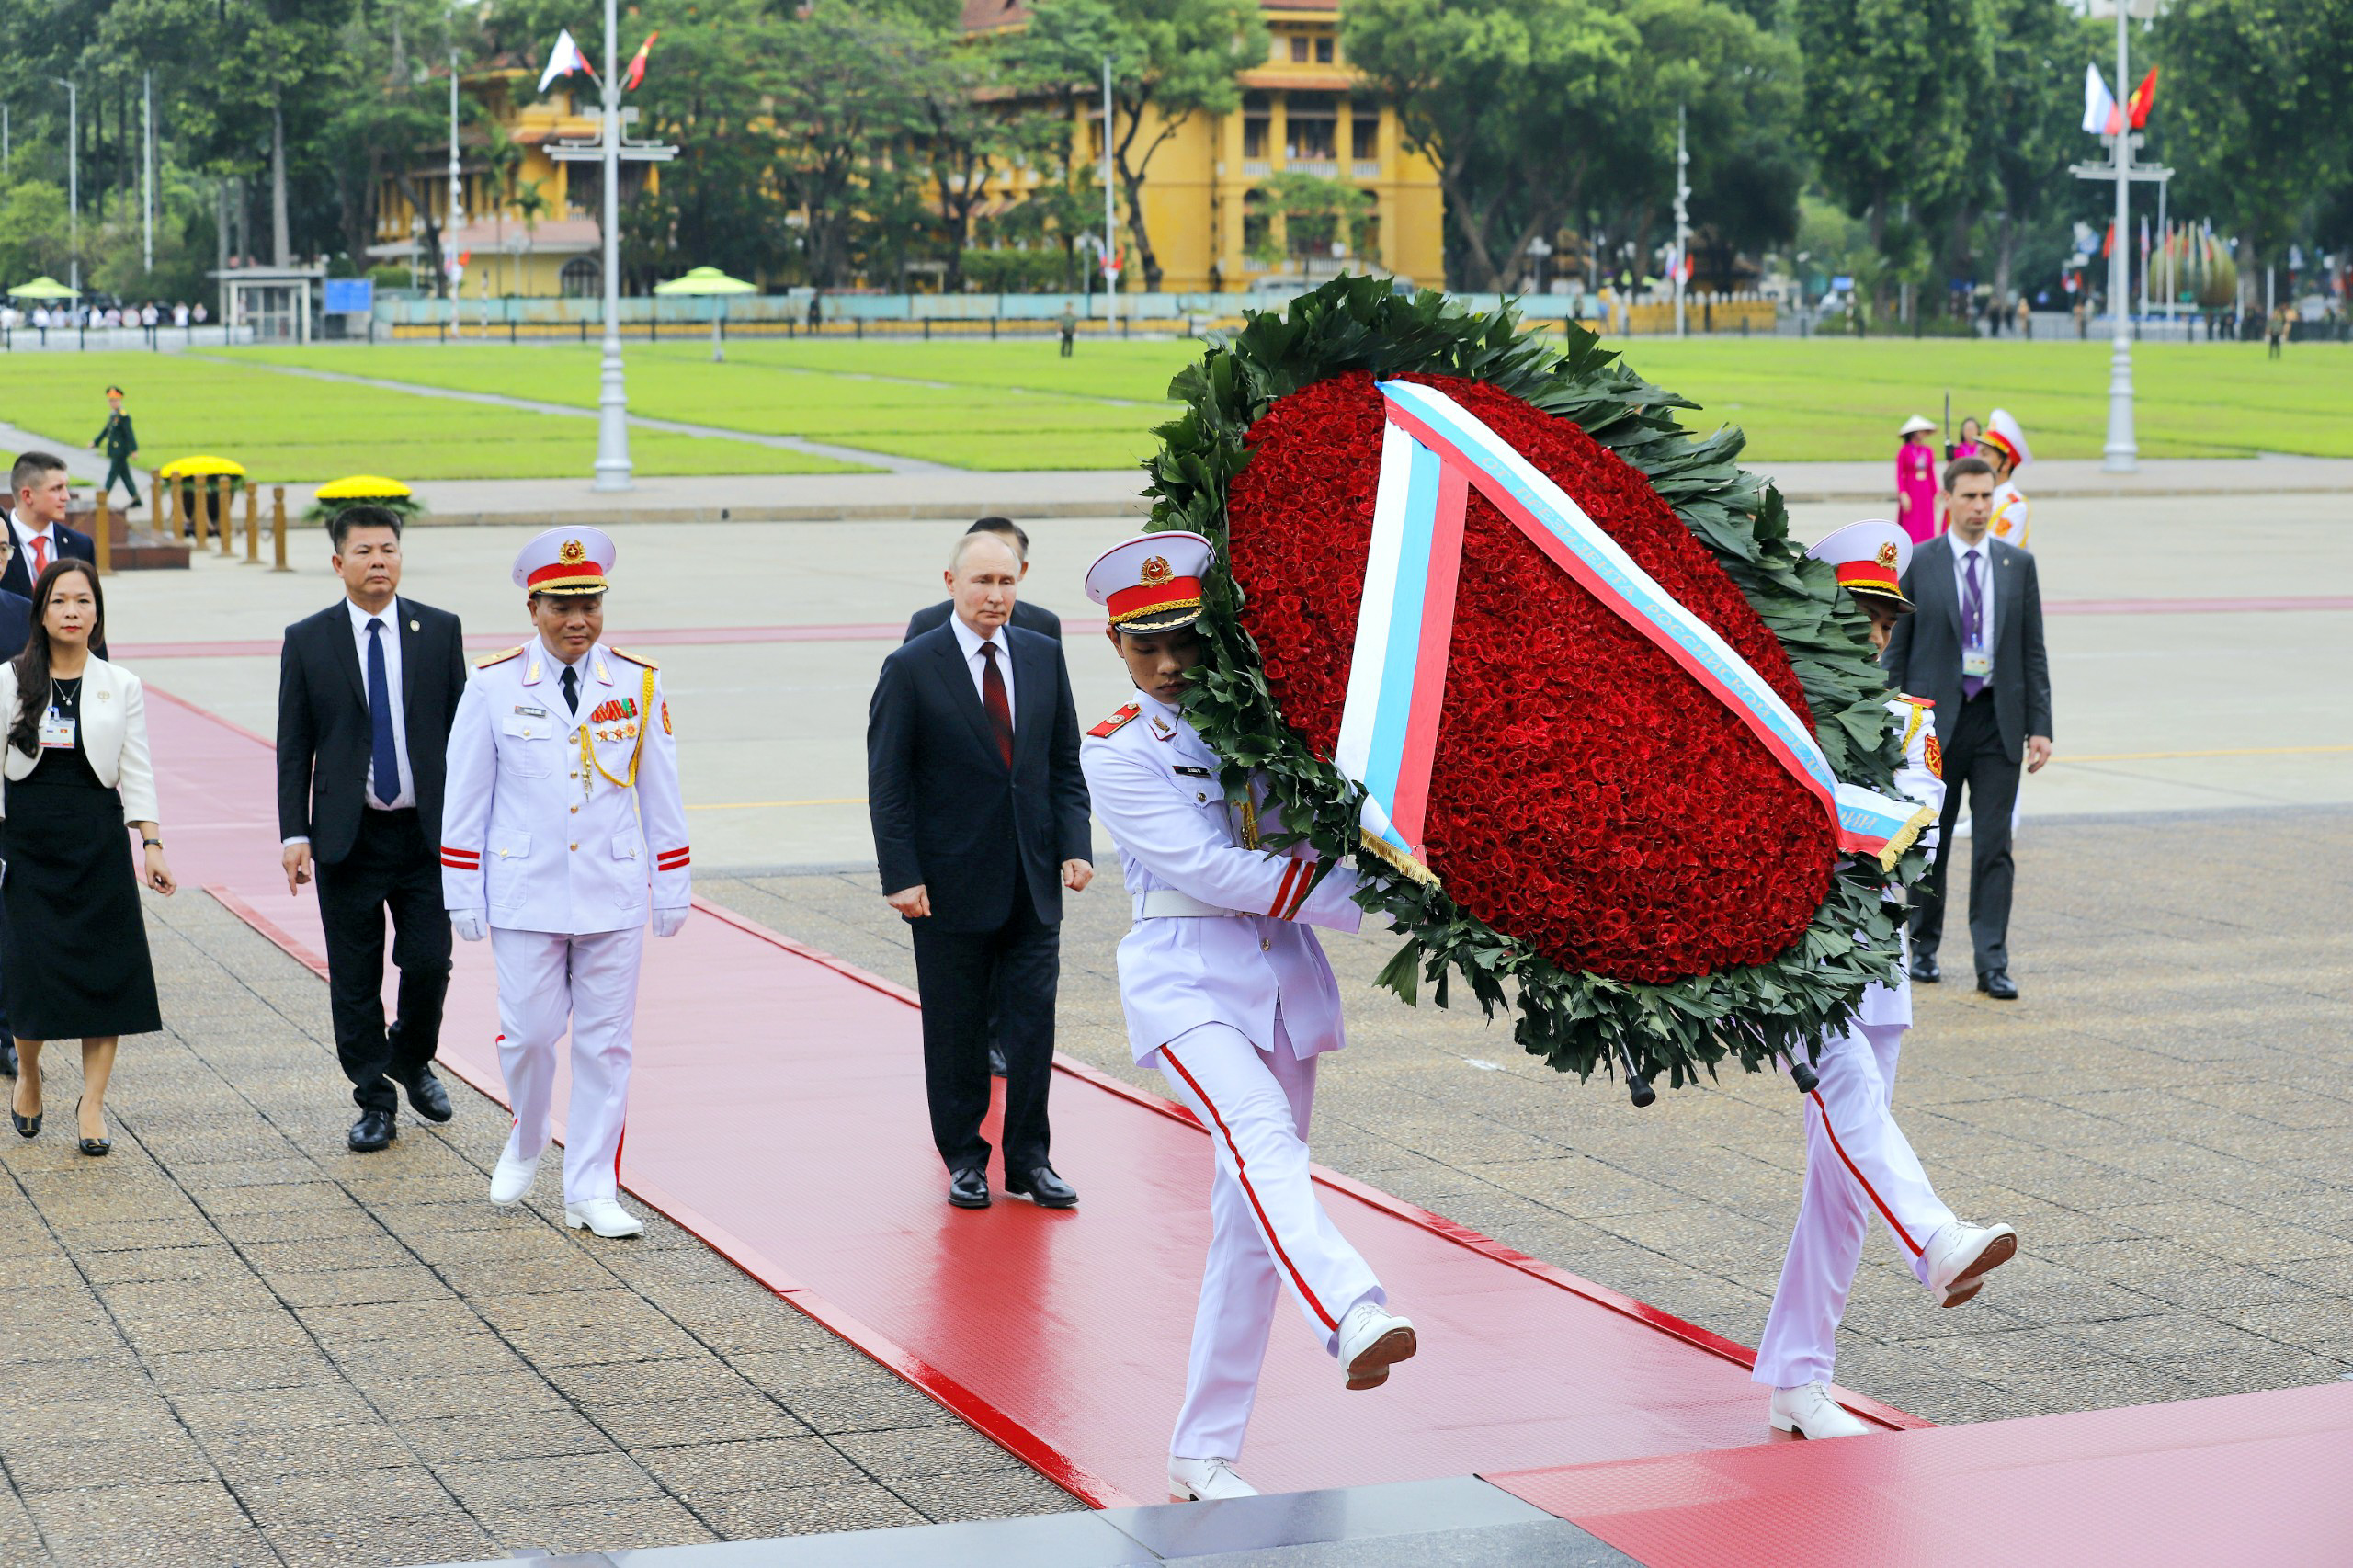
[0,588,29,661]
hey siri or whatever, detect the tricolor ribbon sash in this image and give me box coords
[1331,380,1928,881]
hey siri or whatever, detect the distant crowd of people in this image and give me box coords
[0,301,208,333]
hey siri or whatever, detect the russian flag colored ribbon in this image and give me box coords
[1331,380,1930,881]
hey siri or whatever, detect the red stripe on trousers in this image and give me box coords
[1267,860,1301,918]
[1809,1089,1923,1256]
[1161,1044,1338,1332]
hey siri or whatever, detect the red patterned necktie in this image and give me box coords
[30,537,47,574]
[980,642,1013,767]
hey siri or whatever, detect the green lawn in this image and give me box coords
[0,352,869,483]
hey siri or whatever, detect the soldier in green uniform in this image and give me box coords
[90,386,141,509]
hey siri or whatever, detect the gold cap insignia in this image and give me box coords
[1876,542,1900,567]
[1139,555,1173,587]
[559,539,588,564]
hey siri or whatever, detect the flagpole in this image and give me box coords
[1673,104,1688,339]
[595,0,631,491]
[2100,0,2135,471]
[449,50,464,336]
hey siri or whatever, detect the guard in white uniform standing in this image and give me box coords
[1078,531,1417,1505]
[1981,407,2033,551]
[1753,520,2018,1438]
[440,527,691,1239]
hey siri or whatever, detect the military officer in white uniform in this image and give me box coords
[1981,407,2032,551]
[1754,520,2018,1439]
[1078,531,1417,1505]
[441,527,691,1238]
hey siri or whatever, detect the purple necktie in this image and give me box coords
[1961,549,1985,699]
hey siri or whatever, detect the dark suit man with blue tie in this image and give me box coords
[869,530,1093,1210]
[276,506,470,1151]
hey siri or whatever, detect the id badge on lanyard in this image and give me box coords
[1961,649,1993,682]
[38,709,75,750]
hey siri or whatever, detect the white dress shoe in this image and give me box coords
[1168,1455,1257,1501]
[1923,1221,2018,1307]
[489,1146,543,1207]
[1336,1300,1417,1391]
[564,1197,645,1238]
[1769,1382,1872,1439]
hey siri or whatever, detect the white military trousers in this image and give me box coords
[491,926,644,1205]
[1155,1018,1382,1463]
[1753,1022,1959,1390]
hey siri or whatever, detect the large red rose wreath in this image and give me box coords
[1144,278,1923,1096]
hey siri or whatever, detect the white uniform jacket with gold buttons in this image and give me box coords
[1857,695,1945,1030]
[1988,481,2030,551]
[440,642,690,935]
[1080,689,1362,1070]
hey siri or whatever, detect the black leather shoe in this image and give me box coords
[1909,952,1941,984]
[1978,970,2019,1000]
[1006,1165,1078,1209]
[74,1099,108,1158]
[988,1045,1007,1078]
[347,1108,398,1152]
[10,1102,38,1139]
[401,1069,454,1123]
[948,1168,990,1209]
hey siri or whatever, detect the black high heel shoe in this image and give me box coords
[74,1099,108,1157]
[11,1091,40,1138]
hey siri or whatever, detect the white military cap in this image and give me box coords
[1982,408,2032,469]
[1807,518,1913,612]
[1085,530,1214,634]
[512,526,617,595]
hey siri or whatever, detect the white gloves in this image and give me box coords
[450,910,487,943]
[652,906,689,938]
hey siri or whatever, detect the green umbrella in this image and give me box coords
[654,267,758,361]
[7,276,77,301]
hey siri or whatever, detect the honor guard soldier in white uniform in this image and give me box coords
[1981,407,2033,551]
[1753,520,2018,1439]
[1079,531,1417,1505]
[441,527,691,1238]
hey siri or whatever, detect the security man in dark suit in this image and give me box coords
[276,504,471,1150]
[869,528,1093,1210]
[0,531,27,1076]
[1882,456,2053,1000]
[5,452,99,597]
[904,517,1062,643]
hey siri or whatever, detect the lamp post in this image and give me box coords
[1672,103,1690,339]
[1527,235,1552,295]
[53,79,77,297]
[549,0,677,492]
[1100,57,1119,327]
[2071,1,2168,472]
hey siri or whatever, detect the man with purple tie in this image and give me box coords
[1882,457,2053,1000]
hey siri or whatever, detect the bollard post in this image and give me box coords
[244,484,260,563]
[94,491,112,574]
[221,484,238,556]
[193,477,211,551]
[164,473,181,540]
[271,487,290,572]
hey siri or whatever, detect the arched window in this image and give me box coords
[561,257,599,298]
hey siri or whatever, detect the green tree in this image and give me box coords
[0,183,74,288]
[1978,0,2101,308]
[1014,0,1269,292]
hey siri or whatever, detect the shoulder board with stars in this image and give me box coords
[1087,701,1141,739]
[608,647,658,670]
[475,646,524,669]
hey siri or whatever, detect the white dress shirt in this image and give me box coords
[1949,531,1997,673]
[349,597,417,811]
[10,515,61,576]
[948,611,1017,731]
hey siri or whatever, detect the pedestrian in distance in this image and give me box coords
[867,528,1093,1212]
[2268,307,2285,360]
[1078,531,1416,1503]
[90,386,142,510]
[1945,415,1982,464]
[1882,457,2053,1001]
[1894,415,1938,544]
[0,560,175,1158]
[277,504,470,1153]
[1058,301,1079,358]
[1756,519,2018,1440]
[442,528,692,1238]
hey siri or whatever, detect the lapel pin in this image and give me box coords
[409,619,420,631]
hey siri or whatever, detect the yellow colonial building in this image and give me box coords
[966,0,1446,294]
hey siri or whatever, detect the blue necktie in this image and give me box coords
[367,618,399,804]
[1961,550,1985,699]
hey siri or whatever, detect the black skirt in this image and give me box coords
[0,767,163,1041]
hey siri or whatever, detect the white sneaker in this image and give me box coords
[1168,1455,1257,1501]
[489,1145,543,1207]
[1769,1382,1872,1440]
[564,1197,645,1238]
[1336,1300,1417,1391]
[1923,1221,2018,1307]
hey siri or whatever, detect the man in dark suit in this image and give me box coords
[6,451,100,606]
[904,517,1061,642]
[869,529,1093,1210]
[1882,456,2053,1000]
[0,531,24,1077]
[277,504,471,1151]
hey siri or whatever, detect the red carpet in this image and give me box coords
[148,683,1921,1510]
[1488,1381,2353,1567]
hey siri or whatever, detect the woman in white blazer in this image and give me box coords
[0,560,175,1156]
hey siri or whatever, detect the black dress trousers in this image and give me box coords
[314,808,451,1115]
[1911,690,2022,980]
[909,860,1059,1177]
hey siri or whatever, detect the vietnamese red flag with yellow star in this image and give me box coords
[2125,66,2158,129]
[622,30,659,91]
